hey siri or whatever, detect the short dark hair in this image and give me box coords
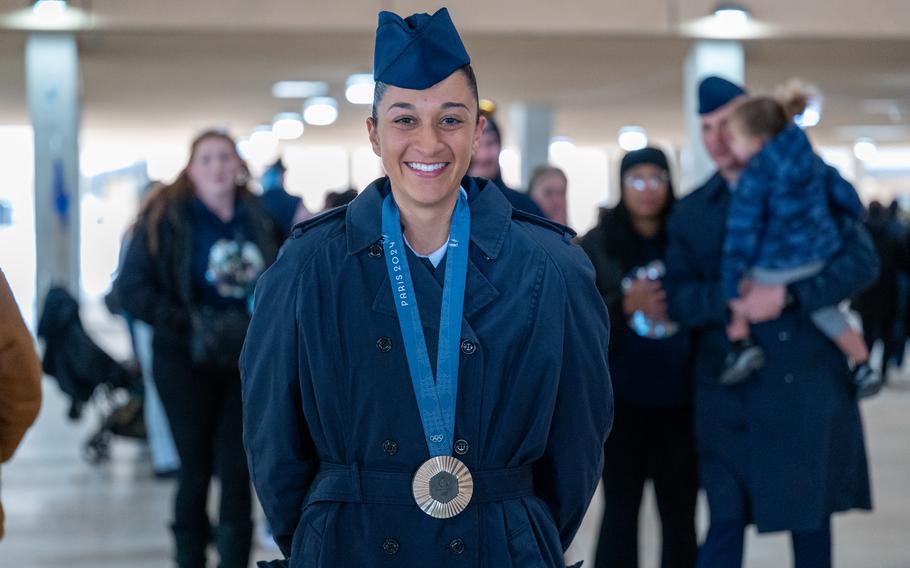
[371,64,480,123]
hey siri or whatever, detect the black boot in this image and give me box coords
[171,523,209,568]
[215,522,253,568]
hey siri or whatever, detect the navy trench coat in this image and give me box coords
[664,172,875,533]
[241,176,613,567]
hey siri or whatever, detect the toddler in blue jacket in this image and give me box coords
[720,91,881,398]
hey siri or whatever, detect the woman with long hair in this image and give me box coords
[118,130,280,567]
[580,148,698,568]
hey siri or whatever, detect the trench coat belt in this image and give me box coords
[303,462,535,507]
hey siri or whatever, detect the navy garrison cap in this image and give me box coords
[698,76,746,115]
[373,8,471,90]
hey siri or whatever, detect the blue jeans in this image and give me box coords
[698,518,831,568]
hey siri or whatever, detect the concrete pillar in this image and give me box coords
[509,104,552,190]
[26,33,81,303]
[681,40,744,192]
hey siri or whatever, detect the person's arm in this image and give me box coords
[240,249,317,557]
[532,247,613,550]
[577,234,624,328]
[116,219,188,332]
[0,269,42,464]
[664,208,728,329]
[824,163,865,219]
[788,217,880,314]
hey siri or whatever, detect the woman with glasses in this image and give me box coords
[580,147,698,568]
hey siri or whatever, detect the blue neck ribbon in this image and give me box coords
[381,188,470,457]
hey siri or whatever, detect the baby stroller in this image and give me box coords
[37,286,146,464]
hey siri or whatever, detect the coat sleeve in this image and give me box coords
[116,220,187,332]
[824,164,865,219]
[240,248,317,557]
[0,269,42,465]
[789,217,880,314]
[664,208,728,329]
[533,247,613,551]
[720,168,769,300]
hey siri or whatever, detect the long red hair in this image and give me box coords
[138,130,251,255]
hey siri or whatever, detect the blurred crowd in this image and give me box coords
[1,65,903,568]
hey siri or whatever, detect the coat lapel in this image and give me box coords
[363,175,505,328]
[371,248,499,328]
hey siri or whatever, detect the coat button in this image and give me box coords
[784,373,794,384]
[449,538,465,555]
[376,337,393,353]
[382,538,400,555]
[369,243,384,258]
[460,340,476,355]
[453,439,469,455]
[382,439,399,456]
[778,331,790,342]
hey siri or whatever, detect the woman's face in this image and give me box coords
[622,163,670,221]
[367,71,484,211]
[531,172,568,225]
[187,136,242,200]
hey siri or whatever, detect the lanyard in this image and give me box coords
[381,188,471,457]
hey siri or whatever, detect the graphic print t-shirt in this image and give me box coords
[189,197,265,308]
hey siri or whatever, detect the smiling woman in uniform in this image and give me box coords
[241,8,613,567]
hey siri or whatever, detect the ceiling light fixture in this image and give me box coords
[794,103,822,129]
[345,74,375,105]
[618,126,648,152]
[712,3,751,26]
[244,125,279,164]
[32,0,67,20]
[303,97,339,126]
[272,113,304,140]
[549,137,577,162]
[853,138,878,162]
[271,81,329,100]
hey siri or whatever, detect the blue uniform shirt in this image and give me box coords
[241,176,612,567]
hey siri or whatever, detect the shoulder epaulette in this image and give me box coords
[290,205,347,239]
[512,208,577,242]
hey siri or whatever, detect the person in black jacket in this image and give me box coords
[580,147,697,568]
[117,129,280,568]
[855,201,910,378]
[468,113,546,216]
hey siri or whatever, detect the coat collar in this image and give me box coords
[370,248,499,328]
[703,171,731,202]
[346,175,512,261]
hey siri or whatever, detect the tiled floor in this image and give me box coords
[3,326,910,566]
